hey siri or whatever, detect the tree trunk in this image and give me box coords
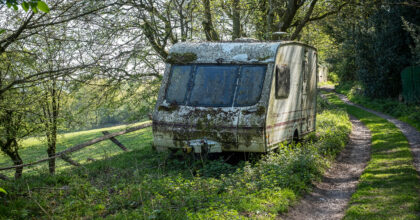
[290,0,318,40]
[48,79,59,175]
[0,109,24,179]
[47,144,56,174]
[202,0,219,41]
[3,139,23,179]
[266,0,275,40]
[232,0,241,40]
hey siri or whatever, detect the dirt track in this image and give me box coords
[336,93,420,178]
[282,116,371,220]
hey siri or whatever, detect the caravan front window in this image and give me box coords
[165,65,192,104]
[189,66,238,106]
[165,64,267,107]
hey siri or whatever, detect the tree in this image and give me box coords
[0,1,116,177]
[243,0,349,40]
[323,0,419,98]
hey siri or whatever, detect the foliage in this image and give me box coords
[1,0,49,13]
[337,82,420,131]
[354,3,417,98]
[0,105,351,219]
[324,0,420,98]
[324,92,420,219]
[328,72,339,83]
[402,17,420,65]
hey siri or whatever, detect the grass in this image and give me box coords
[0,99,352,219]
[323,92,420,219]
[317,81,337,87]
[0,121,152,177]
[336,82,420,131]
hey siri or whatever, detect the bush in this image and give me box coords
[328,72,339,83]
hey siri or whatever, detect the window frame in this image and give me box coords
[164,64,267,107]
[275,64,291,99]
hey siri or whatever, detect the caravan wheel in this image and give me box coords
[292,130,299,144]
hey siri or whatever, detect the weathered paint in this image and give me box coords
[265,44,317,149]
[152,41,317,153]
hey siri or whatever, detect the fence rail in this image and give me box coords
[0,121,152,171]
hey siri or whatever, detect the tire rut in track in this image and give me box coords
[282,116,371,220]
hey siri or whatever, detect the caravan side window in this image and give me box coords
[275,65,290,99]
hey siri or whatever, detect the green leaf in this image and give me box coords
[0,29,5,35]
[31,5,38,13]
[37,1,50,13]
[0,187,7,195]
[6,2,12,8]
[21,2,29,12]
[12,4,18,10]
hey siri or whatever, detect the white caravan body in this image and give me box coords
[152,41,317,153]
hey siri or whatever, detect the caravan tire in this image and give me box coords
[293,130,299,143]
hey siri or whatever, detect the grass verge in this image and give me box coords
[0,99,351,219]
[323,92,420,219]
[336,82,420,131]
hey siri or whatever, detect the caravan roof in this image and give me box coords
[168,41,315,64]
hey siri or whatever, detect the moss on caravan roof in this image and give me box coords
[168,42,282,64]
[167,41,316,64]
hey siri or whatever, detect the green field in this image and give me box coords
[0,121,153,178]
[0,99,352,219]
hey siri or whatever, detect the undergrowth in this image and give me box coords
[0,97,352,219]
[336,82,420,131]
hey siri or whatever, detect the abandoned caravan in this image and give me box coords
[152,41,317,154]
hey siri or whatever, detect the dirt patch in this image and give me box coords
[336,93,420,179]
[281,115,371,220]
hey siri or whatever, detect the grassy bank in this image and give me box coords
[336,82,420,131]
[0,99,351,219]
[323,92,420,219]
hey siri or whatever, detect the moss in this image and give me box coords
[166,52,197,64]
[158,104,179,112]
[256,106,265,116]
[257,55,271,61]
[241,106,265,116]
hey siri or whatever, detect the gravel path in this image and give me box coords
[336,93,420,177]
[283,116,371,220]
